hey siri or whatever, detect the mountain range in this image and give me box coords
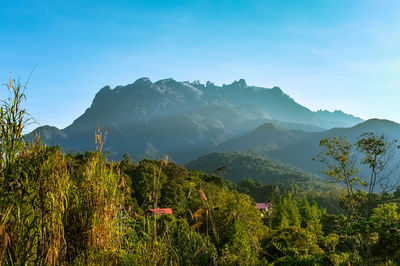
[208,119,400,172]
[27,77,363,162]
[27,77,400,188]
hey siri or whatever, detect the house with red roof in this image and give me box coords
[255,203,273,214]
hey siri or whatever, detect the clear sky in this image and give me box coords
[1,0,400,131]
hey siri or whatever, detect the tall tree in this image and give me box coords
[314,137,362,215]
[356,132,399,194]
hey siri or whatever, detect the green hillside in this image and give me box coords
[187,151,333,191]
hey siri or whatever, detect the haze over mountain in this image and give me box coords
[191,118,400,188]
[27,77,363,162]
[268,119,400,176]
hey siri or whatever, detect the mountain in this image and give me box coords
[269,119,400,175]
[28,125,68,141]
[27,77,363,162]
[214,123,312,152]
[205,119,400,187]
[314,109,365,128]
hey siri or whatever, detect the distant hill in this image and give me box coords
[214,123,312,152]
[186,151,334,191]
[206,119,400,188]
[27,77,363,162]
[269,118,400,176]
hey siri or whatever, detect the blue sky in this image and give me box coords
[1,0,400,130]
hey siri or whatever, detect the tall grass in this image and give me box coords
[76,127,129,264]
[10,140,70,264]
[0,77,30,172]
[0,78,131,265]
[0,78,70,264]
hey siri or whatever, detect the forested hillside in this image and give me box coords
[187,151,332,191]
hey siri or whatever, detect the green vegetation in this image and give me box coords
[2,78,400,265]
[187,151,336,191]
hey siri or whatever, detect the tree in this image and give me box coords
[314,137,362,215]
[120,153,132,171]
[370,203,400,228]
[356,132,399,194]
[262,226,324,263]
[369,203,400,263]
[274,192,301,229]
[298,196,323,236]
[220,221,260,265]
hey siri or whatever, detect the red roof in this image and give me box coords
[255,203,267,209]
[148,208,173,215]
[255,203,272,210]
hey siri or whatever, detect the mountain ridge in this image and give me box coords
[27,77,364,162]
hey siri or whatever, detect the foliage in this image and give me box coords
[356,132,400,194]
[220,221,261,265]
[262,226,324,263]
[315,136,363,216]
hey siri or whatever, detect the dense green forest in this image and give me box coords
[1,79,400,265]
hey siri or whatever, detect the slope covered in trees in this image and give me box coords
[187,151,334,192]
